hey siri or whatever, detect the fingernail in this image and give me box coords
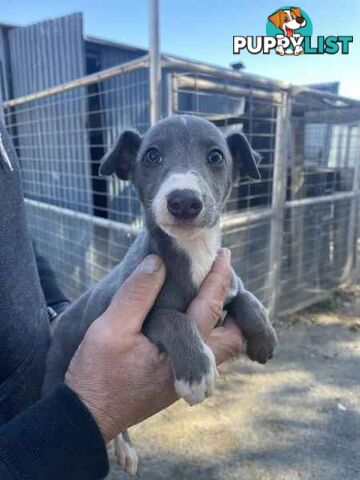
[138,254,162,273]
[218,248,231,261]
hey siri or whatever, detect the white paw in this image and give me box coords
[114,434,139,476]
[174,344,218,406]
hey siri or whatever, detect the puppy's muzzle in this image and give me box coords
[167,189,203,220]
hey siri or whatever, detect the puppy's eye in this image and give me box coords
[144,148,162,165]
[284,16,289,21]
[207,149,224,166]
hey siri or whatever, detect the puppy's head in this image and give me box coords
[100,115,260,239]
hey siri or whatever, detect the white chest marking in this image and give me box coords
[175,226,220,289]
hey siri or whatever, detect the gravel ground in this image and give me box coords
[106,286,360,480]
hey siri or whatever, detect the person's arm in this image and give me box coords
[0,385,109,480]
[0,252,242,479]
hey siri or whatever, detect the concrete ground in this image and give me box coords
[107,286,360,480]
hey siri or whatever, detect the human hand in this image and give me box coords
[65,250,243,443]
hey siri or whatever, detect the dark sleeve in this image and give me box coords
[0,385,109,480]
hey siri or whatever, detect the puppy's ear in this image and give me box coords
[99,130,142,180]
[227,132,261,181]
[290,7,301,18]
[268,11,282,28]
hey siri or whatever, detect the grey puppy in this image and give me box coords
[42,115,277,475]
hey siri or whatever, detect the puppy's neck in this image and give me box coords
[174,226,221,288]
[149,222,221,290]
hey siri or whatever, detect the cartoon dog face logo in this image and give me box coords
[268,7,307,55]
[268,7,306,37]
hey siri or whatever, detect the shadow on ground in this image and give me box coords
[106,286,360,480]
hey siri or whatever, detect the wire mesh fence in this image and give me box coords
[3,58,149,299]
[169,69,360,315]
[3,56,360,317]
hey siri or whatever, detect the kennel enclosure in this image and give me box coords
[0,13,359,318]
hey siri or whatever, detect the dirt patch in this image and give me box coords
[107,286,360,480]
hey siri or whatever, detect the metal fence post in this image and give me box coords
[166,74,178,117]
[0,85,4,123]
[347,123,360,283]
[355,194,360,283]
[149,0,161,125]
[268,92,291,319]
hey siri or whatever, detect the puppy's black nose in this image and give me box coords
[167,189,203,220]
[296,16,304,23]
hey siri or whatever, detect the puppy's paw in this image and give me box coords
[114,434,139,476]
[246,326,278,364]
[174,344,218,406]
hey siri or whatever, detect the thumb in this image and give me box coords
[104,255,166,333]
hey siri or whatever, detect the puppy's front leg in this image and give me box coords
[114,431,138,476]
[226,274,278,364]
[143,309,218,406]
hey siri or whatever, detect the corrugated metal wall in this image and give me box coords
[0,25,15,103]
[7,13,94,295]
[8,12,91,210]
